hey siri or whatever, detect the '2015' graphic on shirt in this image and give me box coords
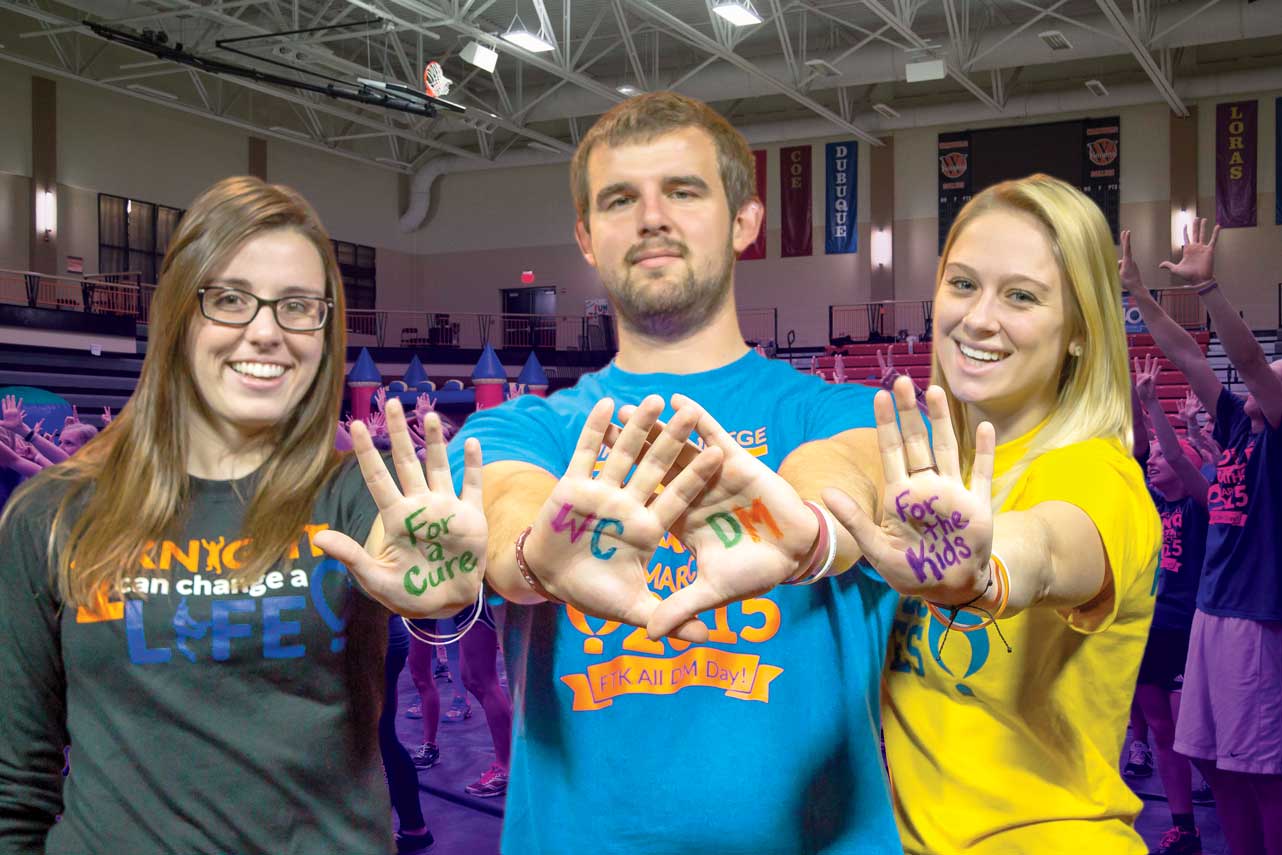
[565,424,784,711]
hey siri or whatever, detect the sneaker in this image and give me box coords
[444,696,471,722]
[464,764,508,798]
[1149,826,1201,855]
[434,660,451,681]
[411,742,440,769]
[1191,780,1214,805]
[1124,740,1154,778]
[405,701,422,720]
[395,828,435,853]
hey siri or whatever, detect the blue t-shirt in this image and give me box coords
[1197,388,1282,621]
[449,351,902,855]
[1151,494,1207,632]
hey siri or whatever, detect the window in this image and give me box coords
[332,240,376,309]
[98,194,184,284]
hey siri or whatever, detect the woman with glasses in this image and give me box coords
[0,176,488,854]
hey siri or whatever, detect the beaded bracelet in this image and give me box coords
[514,526,564,604]
[1195,279,1219,296]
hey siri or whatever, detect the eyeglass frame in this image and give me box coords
[196,285,334,332]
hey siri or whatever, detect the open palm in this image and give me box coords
[640,394,820,642]
[312,398,488,618]
[520,396,723,637]
[823,377,995,603]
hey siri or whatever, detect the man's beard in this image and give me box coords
[603,238,734,339]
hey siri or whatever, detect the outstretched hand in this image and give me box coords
[822,376,996,603]
[519,396,724,640]
[311,398,488,618]
[636,394,824,642]
[1160,217,1219,285]
[1,395,25,433]
[1133,353,1161,401]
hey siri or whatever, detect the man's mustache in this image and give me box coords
[625,241,688,264]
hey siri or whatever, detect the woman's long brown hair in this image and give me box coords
[33,177,350,603]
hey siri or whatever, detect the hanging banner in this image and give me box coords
[741,149,767,260]
[1215,100,1257,228]
[1276,97,1281,225]
[1082,117,1121,241]
[780,145,812,257]
[937,131,972,253]
[824,141,858,254]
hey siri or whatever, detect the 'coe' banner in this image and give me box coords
[1215,100,1257,228]
[780,145,812,257]
[741,149,767,260]
[825,141,857,254]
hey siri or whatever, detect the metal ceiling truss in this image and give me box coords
[0,0,1271,174]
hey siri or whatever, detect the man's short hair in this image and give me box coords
[570,91,755,230]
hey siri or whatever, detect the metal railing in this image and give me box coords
[2,268,782,355]
[829,300,932,343]
[1149,289,1208,330]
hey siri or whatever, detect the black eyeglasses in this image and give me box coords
[197,286,332,332]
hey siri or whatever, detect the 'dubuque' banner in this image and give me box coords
[780,145,812,257]
[824,141,857,254]
[1215,100,1257,228]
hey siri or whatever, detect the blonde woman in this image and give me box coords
[823,174,1162,853]
[0,177,487,854]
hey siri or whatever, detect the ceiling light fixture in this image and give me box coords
[617,84,642,96]
[501,15,554,53]
[711,0,763,26]
[872,103,900,119]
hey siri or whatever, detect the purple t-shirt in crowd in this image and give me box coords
[1197,388,1282,622]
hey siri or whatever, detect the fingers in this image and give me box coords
[625,405,701,501]
[671,394,739,455]
[1198,217,1208,246]
[647,446,724,531]
[969,422,996,501]
[598,395,663,486]
[1121,229,1131,260]
[420,411,453,492]
[349,420,403,509]
[1209,224,1220,249]
[924,386,960,480]
[385,398,429,496]
[1182,223,1190,247]
[872,389,908,484]
[566,399,614,478]
[459,437,484,508]
[892,375,934,475]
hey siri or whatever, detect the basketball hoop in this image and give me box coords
[423,61,452,98]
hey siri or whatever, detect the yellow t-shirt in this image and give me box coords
[882,423,1161,855]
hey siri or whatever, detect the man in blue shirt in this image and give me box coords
[448,92,900,855]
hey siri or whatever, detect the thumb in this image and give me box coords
[821,486,887,569]
[312,529,374,576]
[1158,261,1174,272]
[646,582,715,642]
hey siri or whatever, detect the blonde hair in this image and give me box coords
[11,176,349,607]
[930,174,1133,509]
[570,91,755,229]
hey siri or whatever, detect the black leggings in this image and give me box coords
[380,619,425,830]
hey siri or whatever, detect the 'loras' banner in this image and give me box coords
[741,149,767,260]
[780,145,812,257]
[825,142,857,254]
[1216,100,1257,228]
